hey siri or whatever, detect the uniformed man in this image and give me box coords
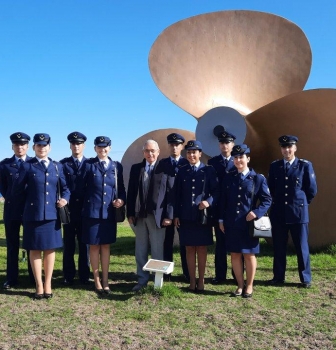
[208,130,236,284]
[127,139,173,292]
[159,133,189,280]
[268,135,317,288]
[0,132,34,289]
[60,131,90,285]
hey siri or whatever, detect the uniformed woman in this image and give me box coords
[80,136,126,295]
[13,133,70,299]
[219,144,272,298]
[174,140,219,292]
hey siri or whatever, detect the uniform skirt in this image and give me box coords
[82,217,117,245]
[179,220,213,246]
[23,220,63,250]
[225,227,259,254]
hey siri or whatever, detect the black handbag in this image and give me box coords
[114,162,126,222]
[54,162,70,225]
[248,175,272,238]
[198,168,212,226]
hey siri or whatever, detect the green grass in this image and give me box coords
[0,201,335,349]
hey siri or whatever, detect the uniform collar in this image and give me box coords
[72,156,84,163]
[283,157,296,166]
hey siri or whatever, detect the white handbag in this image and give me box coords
[251,215,272,238]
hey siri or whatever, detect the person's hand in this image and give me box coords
[219,222,225,233]
[162,218,172,226]
[174,218,180,228]
[57,198,67,208]
[199,200,209,210]
[113,198,124,208]
[246,211,257,221]
[128,216,135,225]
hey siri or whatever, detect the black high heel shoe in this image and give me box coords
[44,293,53,299]
[95,287,104,295]
[33,293,44,300]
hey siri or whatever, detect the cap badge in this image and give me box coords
[236,146,241,151]
[73,133,78,138]
[173,134,177,139]
[221,132,227,138]
[17,133,22,139]
[39,135,45,140]
[188,141,194,146]
[100,137,105,142]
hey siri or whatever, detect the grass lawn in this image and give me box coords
[0,202,335,349]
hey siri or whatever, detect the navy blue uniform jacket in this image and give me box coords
[173,163,219,221]
[220,169,272,230]
[126,159,173,228]
[79,157,126,220]
[0,155,32,221]
[12,157,70,221]
[60,156,87,219]
[268,158,317,224]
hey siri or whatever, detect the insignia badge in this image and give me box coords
[236,146,241,151]
[188,141,193,146]
[39,134,45,140]
[221,132,227,138]
[100,137,105,142]
[173,134,177,139]
[282,136,287,142]
[17,133,22,139]
[73,133,78,138]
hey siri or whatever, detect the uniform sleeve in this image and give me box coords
[204,165,219,207]
[58,163,71,202]
[218,175,230,223]
[303,162,317,204]
[11,163,29,197]
[253,175,272,219]
[267,163,275,198]
[172,171,182,219]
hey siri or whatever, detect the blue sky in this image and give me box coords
[1,0,335,161]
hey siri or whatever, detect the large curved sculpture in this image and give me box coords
[121,10,335,247]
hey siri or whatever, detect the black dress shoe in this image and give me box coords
[243,292,253,298]
[95,288,104,295]
[103,288,112,295]
[3,281,17,289]
[33,293,44,300]
[267,278,285,286]
[298,282,311,288]
[211,278,225,285]
[44,293,53,299]
[63,279,74,286]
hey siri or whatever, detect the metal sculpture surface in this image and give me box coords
[121,10,336,247]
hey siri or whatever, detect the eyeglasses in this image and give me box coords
[143,149,158,154]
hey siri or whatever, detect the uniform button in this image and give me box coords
[192,187,195,189]
[238,195,241,198]
[104,201,106,204]
[285,202,288,204]
[285,177,288,180]
[192,193,195,196]
[104,183,107,186]
[236,211,239,213]
[239,187,242,190]
[46,182,49,185]
[285,185,288,188]
[46,173,49,176]
[237,203,240,206]
[31,203,33,205]
[192,201,195,204]
[192,179,195,182]
[46,192,49,195]
[104,174,107,177]
[104,192,107,195]
[285,194,288,196]
[76,199,79,201]
[46,202,49,204]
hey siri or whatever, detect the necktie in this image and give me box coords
[240,172,244,181]
[101,161,107,169]
[18,159,23,166]
[172,160,177,167]
[285,162,290,174]
[41,160,47,170]
[75,160,80,169]
[147,165,152,176]
[192,165,197,173]
[224,159,228,168]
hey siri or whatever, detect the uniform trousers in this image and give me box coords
[163,224,189,278]
[62,219,90,282]
[135,214,166,285]
[214,225,228,281]
[272,222,311,283]
[5,219,33,283]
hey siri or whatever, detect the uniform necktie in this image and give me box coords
[172,160,177,167]
[240,172,244,181]
[18,159,23,166]
[224,159,228,168]
[75,160,80,169]
[285,161,290,174]
[147,165,152,176]
[192,165,197,173]
[41,160,47,170]
[101,161,107,169]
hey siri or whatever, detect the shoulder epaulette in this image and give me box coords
[271,159,280,164]
[299,158,309,163]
